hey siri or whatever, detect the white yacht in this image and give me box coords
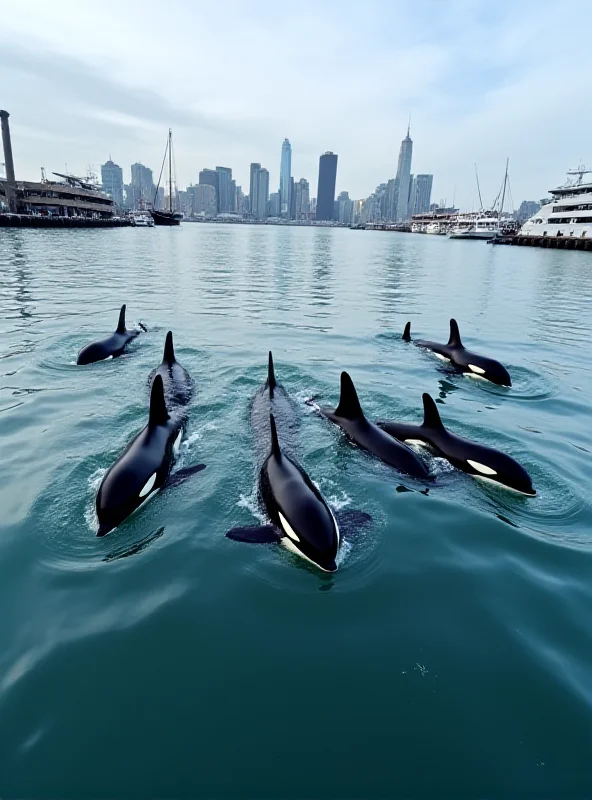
[130,211,154,227]
[519,167,592,240]
[449,214,500,240]
[426,221,446,235]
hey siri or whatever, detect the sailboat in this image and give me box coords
[151,129,182,226]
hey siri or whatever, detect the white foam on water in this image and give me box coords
[432,457,455,475]
[237,486,267,524]
[88,467,107,491]
[336,537,352,567]
[328,491,352,511]
[182,422,218,451]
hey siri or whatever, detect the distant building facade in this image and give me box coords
[258,168,269,221]
[414,174,433,214]
[394,126,413,221]
[101,160,124,207]
[216,166,233,213]
[316,152,338,221]
[199,169,220,212]
[516,200,541,221]
[269,191,280,217]
[295,178,310,219]
[130,162,154,208]
[279,138,292,217]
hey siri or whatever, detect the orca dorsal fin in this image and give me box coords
[335,372,364,420]
[267,351,276,397]
[149,375,169,427]
[163,331,175,364]
[402,321,411,342]
[422,393,445,430]
[448,318,463,347]
[269,413,281,459]
[116,304,127,334]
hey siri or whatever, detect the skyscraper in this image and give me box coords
[269,192,280,217]
[216,166,233,213]
[295,178,310,219]
[249,163,261,217]
[289,176,296,220]
[415,174,433,214]
[316,152,338,221]
[199,169,219,212]
[258,168,269,221]
[407,175,417,217]
[101,160,124,207]
[279,138,292,217]
[394,124,413,221]
[130,162,154,208]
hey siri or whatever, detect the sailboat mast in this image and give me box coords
[168,129,172,213]
[475,164,484,210]
[500,158,509,218]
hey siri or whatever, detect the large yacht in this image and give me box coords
[519,167,592,239]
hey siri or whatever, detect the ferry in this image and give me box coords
[130,211,155,227]
[449,214,500,240]
[519,167,592,240]
[426,221,446,235]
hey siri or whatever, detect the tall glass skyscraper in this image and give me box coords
[279,138,292,218]
[101,160,124,207]
[215,166,233,213]
[316,152,338,221]
[415,174,433,214]
[394,125,413,221]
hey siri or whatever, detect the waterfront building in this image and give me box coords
[337,191,353,224]
[249,163,261,217]
[381,179,397,221]
[310,197,317,215]
[269,191,280,217]
[516,200,541,221]
[130,162,154,208]
[258,168,269,220]
[156,186,165,209]
[415,174,433,214]
[230,179,237,212]
[194,183,217,215]
[101,159,124,207]
[216,166,233,213]
[295,179,310,220]
[279,138,292,217]
[407,175,417,216]
[316,152,338,221]
[289,176,296,220]
[199,169,219,212]
[394,125,413,221]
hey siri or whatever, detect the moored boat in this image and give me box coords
[150,129,182,227]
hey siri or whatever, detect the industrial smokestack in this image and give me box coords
[0,110,17,213]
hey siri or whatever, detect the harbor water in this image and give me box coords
[1,224,591,797]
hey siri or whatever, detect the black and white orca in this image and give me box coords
[77,304,144,365]
[227,414,370,572]
[149,331,194,406]
[95,375,205,536]
[403,319,512,387]
[320,372,430,479]
[377,393,535,496]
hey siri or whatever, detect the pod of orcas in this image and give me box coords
[79,308,534,573]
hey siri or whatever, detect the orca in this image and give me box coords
[226,414,371,572]
[250,351,298,463]
[149,331,194,406]
[319,372,430,479]
[95,375,205,536]
[77,304,144,365]
[403,319,512,387]
[377,393,535,496]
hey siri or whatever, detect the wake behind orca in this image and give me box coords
[95,375,206,536]
[320,372,430,479]
[77,304,144,365]
[149,331,194,406]
[250,351,298,464]
[377,393,535,495]
[403,319,512,387]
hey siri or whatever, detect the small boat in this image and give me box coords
[130,211,154,227]
[426,221,446,235]
[150,129,182,226]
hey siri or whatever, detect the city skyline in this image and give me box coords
[5,2,588,208]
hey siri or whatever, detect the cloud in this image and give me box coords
[1,0,591,206]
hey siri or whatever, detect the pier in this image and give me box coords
[491,234,592,251]
[0,213,130,228]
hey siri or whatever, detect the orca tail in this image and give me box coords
[163,331,175,364]
[448,318,463,347]
[149,375,170,426]
[269,413,281,459]
[422,393,445,430]
[116,304,127,333]
[402,321,411,341]
[267,351,276,397]
[335,372,364,420]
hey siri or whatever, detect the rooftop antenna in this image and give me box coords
[407,114,411,137]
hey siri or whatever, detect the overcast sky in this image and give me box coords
[1,0,590,209]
